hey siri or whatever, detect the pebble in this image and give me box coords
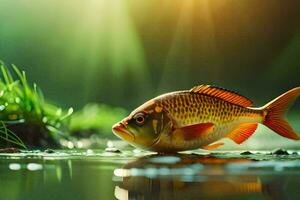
[0,148,20,153]
[105,147,121,153]
[271,148,289,155]
[240,151,253,155]
[44,149,55,154]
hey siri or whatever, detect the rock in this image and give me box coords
[271,148,289,155]
[240,151,253,155]
[44,148,55,153]
[291,151,299,155]
[0,147,20,153]
[105,147,121,153]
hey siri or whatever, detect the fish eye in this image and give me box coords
[133,113,146,126]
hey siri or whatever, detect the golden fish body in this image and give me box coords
[112,85,300,152]
[151,91,262,151]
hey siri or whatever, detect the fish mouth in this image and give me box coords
[112,122,135,142]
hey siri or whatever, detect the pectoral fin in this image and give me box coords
[173,123,214,141]
[227,123,258,144]
[200,142,224,150]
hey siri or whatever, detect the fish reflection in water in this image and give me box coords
[114,154,283,200]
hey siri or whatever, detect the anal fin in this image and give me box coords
[200,142,224,150]
[227,123,258,144]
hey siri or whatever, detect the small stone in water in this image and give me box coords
[240,151,253,155]
[44,149,55,153]
[271,148,289,155]
[105,147,121,153]
[0,148,20,153]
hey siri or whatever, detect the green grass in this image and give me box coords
[0,62,73,149]
[0,121,26,149]
[0,62,130,149]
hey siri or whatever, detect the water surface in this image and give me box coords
[1,150,300,200]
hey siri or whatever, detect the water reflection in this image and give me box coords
[114,154,286,200]
[1,151,300,200]
[0,154,123,200]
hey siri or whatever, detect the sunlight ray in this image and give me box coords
[65,0,150,101]
[159,0,194,91]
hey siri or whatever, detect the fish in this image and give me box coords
[112,85,300,152]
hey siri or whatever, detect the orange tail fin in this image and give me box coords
[262,87,300,140]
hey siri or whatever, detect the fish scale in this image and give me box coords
[157,92,257,128]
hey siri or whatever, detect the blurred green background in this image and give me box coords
[1,2,300,200]
[0,0,299,111]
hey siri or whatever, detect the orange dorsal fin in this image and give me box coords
[190,85,253,107]
[200,142,224,150]
[173,123,214,141]
[227,123,258,144]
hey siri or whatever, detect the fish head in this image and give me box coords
[112,100,172,149]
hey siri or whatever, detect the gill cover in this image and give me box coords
[126,105,172,149]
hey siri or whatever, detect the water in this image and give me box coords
[1,150,300,200]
